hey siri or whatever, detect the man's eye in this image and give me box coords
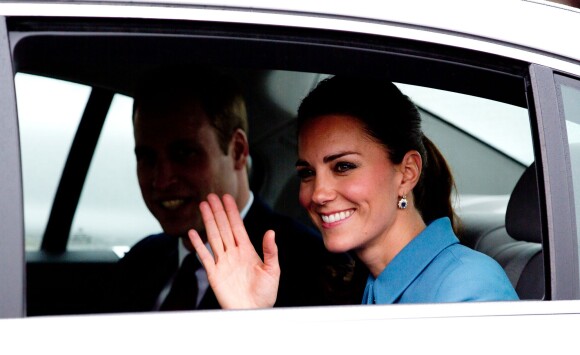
[335,162,356,173]
[135,150,155,166]
[296,168,314,180]
[172,147,196,161]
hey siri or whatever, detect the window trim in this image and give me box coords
[529,64,580,300]
[0,16,25,319]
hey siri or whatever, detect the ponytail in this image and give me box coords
[415,136,460,233]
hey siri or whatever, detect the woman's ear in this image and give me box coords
[398,150,422,195]
[231,128,250,170]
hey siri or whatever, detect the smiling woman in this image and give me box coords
[189,75,519,308]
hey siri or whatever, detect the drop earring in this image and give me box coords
[397,195,408,209]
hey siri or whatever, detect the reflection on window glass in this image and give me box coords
[16,73,90,250]
[70,94,160,251]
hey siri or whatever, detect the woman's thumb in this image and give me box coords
[262,230,280,276]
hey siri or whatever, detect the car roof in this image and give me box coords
[1,0,579,67]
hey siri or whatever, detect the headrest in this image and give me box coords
[505,162,542,243]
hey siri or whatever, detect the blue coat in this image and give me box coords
[363,217,519,304]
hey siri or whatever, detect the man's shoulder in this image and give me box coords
[121,232,177,262]
[247,197,321,241]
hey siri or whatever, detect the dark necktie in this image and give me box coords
[160,253,201,311]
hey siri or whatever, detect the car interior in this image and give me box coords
[7,16,546,316]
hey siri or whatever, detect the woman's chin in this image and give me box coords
[323,239,352,254]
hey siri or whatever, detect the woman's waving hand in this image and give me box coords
[188,193,280,309]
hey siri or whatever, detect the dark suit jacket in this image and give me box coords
[103,197,366,312]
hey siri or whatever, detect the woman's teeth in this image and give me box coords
[321,210,353,223]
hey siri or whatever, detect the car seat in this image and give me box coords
[471,162,544,300]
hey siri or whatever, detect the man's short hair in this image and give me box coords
[132,65,248,154]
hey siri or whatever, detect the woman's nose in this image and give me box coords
[310,176,335,205]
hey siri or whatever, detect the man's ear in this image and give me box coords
[398,150,422,196]
[231,128,250,170]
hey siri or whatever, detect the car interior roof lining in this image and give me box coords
[9,22,529,108]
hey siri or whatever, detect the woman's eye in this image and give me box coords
[296,168,314,180]
[335,162,356,173]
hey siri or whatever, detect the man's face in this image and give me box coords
[134,103,236,237]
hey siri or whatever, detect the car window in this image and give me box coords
[16,73,159,253]
[397,84,533,166]
[16,73,90,250]
[70,93,160,252]
[396,84,530,206]
[17,72,532,254]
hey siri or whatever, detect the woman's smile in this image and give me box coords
[320,209,354,224]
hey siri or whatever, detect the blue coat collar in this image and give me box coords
[364,217,458,304]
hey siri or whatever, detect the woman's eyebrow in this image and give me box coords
[323,151,358,163]
[296,151,359,167]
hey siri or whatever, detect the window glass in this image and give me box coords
[70,94,160,252]
[17,73,160,253]
[16,73,90,250]
[398,84,533,166]
[396,84,531,213]
[16,71,533,254]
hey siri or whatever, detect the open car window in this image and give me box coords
[16,73,90,250]
[16,73,532,253]
[16,74,159,253]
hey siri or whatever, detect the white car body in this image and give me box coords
[1,1,579,353]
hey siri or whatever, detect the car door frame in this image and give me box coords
[529,64,580,300]
[0,16,25,319]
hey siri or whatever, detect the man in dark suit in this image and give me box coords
[104,66,365,313]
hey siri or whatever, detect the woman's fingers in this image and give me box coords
[198,199,225,259]
[206,193,236,250]
[188,229,216,274]
[197,193,249,262]
[221,194,252,247]
[191,193,280,309]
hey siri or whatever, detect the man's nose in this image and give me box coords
[152,160,177,189]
